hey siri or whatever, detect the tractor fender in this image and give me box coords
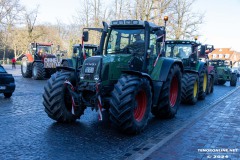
[198,61,207,73]
[157,58,183,82]
[23,53,34,63]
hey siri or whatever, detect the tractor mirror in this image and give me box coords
[200,45,206,55]
[83,31,89,42]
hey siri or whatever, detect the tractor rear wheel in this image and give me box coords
[21,57,32,78]
[110,75,152,134]
[43,71,85,122]
[218,80,226,85]
[230,74,237,86]
[198,66,208,100]
[151,64,182,119]
[32,62,46,80]
[181,73,199,105]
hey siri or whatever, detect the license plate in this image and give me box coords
[85,67,94,73]
[0,86,6,90]
[44,58,62,68]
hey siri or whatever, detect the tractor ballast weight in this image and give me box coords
[21,43,62,80]
[165,40,210,104]
[43,18,184,134]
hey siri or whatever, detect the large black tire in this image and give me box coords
[207,75,214,94]
[21,57,32,78]
[214,73,218,85]
[109,75,152,134]
[218,79,226,85]
[198,66,208,100]
[45,69,56,78]
[4,93,12,98]
[181,73,199,105]
[151,64,182,119]
[32,62,46,80]
[230,74,237,86]
[43,71,85,122]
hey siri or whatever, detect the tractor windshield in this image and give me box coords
[37,46,52,54]
[106,29,145,55]
[166,44,192,59]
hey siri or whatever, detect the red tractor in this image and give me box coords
[21,43,62,80]
[199,44,215,94]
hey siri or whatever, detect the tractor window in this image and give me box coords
[106,29,145,54]
[150,33,157,55]
[166,44,192,58]
[37,46,52,54]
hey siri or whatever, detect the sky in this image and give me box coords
[20,0,240,52]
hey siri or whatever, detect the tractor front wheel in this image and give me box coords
[32,62,46,80]
[21,57,32,78]
[181,73,199,105]
[43,71,85,122]
[198,66,208,100]
[207,75,214,94]
[151,64,182,119]
[110,75,152,134]
[230,74,237,86]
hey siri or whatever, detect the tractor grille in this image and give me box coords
[82,56,102,81]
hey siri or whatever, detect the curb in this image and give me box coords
[131,86,240,160]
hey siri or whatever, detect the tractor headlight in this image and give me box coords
[94,74,99,81]
[80,73,85,80]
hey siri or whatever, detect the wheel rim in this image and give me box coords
[170,76,178,107]
[22,61,27,73]
[134,90,147,122]
[193,80,198,98]
[203,73,207,92]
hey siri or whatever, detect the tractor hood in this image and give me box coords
[80,54,134,83]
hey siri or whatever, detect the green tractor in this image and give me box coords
[62,44,98,68]
[43,18,184,134]
[209,59,237,86]
[61,28,101,68]
[165,40,209,105]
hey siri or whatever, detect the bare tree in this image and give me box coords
[167,0,204,40]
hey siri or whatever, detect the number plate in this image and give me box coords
[85,67,94,73]
[44,58,62,68]
[0,86,6,90]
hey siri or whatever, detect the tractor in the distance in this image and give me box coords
[21,43,62,80]
[43,17,184,134]
[62,44,98,68]
[209,59,237,86]
[199,44,215,94]
[165,40,209,105]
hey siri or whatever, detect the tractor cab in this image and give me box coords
[30,43,54,60]
[165,40,200,71]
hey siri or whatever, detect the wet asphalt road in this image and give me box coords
[0,65,239,160]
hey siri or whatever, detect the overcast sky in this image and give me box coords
[20,0,240,52]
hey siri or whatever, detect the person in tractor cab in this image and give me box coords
[131,34,145,54]
[178,48,187,58]
[38,48,45,56]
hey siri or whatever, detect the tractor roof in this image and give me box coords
[34,43,52,46]
[73,44,98,48]
[166,40,200,46]
[110,20,163,29]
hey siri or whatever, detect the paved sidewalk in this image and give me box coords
[144,87,240,160]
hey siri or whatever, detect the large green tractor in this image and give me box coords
[43,18,184,134]
[165,40,209,105]
[209,59,237,86]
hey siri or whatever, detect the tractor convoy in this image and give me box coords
[21,43,62,80]
[40,17,238,134]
